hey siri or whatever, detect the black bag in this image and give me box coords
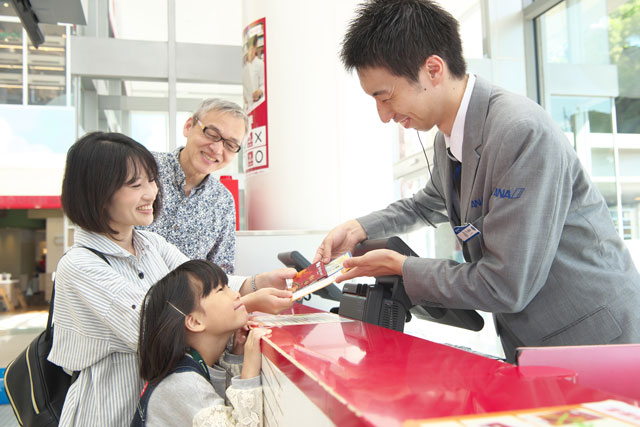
[3,247,109,426]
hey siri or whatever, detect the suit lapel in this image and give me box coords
[460,76,491,223]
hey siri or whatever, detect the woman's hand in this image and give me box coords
[241,327,272,379]
[240,288,293,314]
[254,268,297,290]
[239,268,297,296]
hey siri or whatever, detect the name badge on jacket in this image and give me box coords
[454,223,480,242]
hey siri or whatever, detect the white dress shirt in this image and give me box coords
[444,73,476,163]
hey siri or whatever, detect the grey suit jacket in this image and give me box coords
[358,76,640,360]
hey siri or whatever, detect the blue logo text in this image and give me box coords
[471,198,483,208]
[493,187,525,199]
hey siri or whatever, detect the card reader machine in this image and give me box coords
[278,237,484,333]
[339,277,410,332]
[338,236,484,333]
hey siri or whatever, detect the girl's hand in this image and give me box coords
[231,324,250,355]
[240,327,272,379]
[231,320,267,354]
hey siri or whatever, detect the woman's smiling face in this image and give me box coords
[106,161,158,235]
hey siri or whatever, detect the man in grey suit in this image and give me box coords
[315,0,640,362]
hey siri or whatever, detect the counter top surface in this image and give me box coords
[262,304,629,426]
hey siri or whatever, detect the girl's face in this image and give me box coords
[106,162,158,236]
[199,283,248,334]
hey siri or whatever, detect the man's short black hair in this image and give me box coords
[341,0,466,81]
[61,131,162,235]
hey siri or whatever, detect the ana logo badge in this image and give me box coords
[471,198,483,208]
[493,187,525,199]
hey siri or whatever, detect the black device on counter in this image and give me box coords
[337,237,417,331]
[339,237,484,332]
[339,276,411,332]
[278,237,484,333]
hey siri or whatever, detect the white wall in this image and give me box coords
[242,0,396,230]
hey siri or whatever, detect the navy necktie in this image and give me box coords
[453,162,462,197]
[447,148,462,197]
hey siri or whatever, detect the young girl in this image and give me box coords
[133,259,271,427]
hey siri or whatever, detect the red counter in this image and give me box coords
[259,304,634,427]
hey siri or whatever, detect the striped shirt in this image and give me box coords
[48,229,189,426]
[48,228,247,426]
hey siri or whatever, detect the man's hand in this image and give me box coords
[336,249,407,283]
[240,288,293,314]
[313,219,367,264]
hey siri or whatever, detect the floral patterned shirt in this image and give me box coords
[141,148,236,274]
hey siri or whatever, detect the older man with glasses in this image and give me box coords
[141,98,294,314]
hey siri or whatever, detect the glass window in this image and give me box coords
[610,208,636,240]
[536,0,640,260]
[540,0,611,65]
[176,82,242,104]
[0,3,17,17]
[124,80,168,98]
[27,24,66,106]
[109,0,167,41]
[550,96,612,135]
[439,0,485,59]
[0,20,23,104]
[94,79,169,149]
[130,111,168,152]
[610,1,640,135]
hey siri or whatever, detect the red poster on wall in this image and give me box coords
[243,18,268,176]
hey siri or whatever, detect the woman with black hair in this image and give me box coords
[49,131,190,426]
[49,132,291,426]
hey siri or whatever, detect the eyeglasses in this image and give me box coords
[195,117,242,153]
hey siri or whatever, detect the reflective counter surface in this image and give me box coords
[261,304,629,427]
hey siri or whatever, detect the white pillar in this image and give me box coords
[241,0,396,231]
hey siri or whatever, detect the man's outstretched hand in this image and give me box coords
[313,219,367,264]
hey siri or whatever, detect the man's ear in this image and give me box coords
[183,117,194,138]
[423,55,444,82]
[185,311,205,333]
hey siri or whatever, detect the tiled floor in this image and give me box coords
[0,403,19,426]
[0,307,48,427]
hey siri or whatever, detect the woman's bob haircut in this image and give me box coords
[61,131,162,235]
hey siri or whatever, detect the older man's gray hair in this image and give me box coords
[193,98,249,140]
